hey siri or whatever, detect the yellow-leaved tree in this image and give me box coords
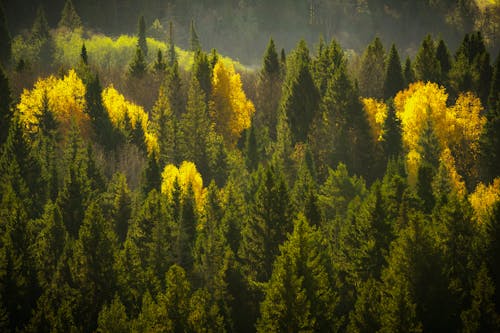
[101,85,158,155]
[394,82,485,188]
[161,161,205,209]
[469,178,500,225]
[361,97,387,142]
[210,60,255,147]
[17,69,89,137]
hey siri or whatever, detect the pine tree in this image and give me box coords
[0,1,11,66]
[141,151,162,195]
[383,44,404,99]
[179,76,211,177]
[257,215,338,332]
[151,84,176,166]
[244,123,259,172]
[106,173,132,243]
[485,200,500,312]
[58,0,82,31]
[279,39,319,145]
[176,185,198,272]
[0,64,12,145]
[403,56,415,85]
[97,295,130,333]
[435,38,451,86]
[31,5,50,40]
[188,289,225,332]
[358,36,386,98]
[137,15,147,58]
[166,21,176,67]
[461,264,500,332]
[70,201,117,332]
[488,51,500,111]
[128,46,147,78]
[153,49,166,75]
[239,165,292,282]
[80,42,88,65]
[414,35,441,83]
[190,19,201,52]
[255,38,282,139]
[382,100,402,159]
[193,50,212,102]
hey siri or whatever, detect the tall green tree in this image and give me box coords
[31,5,50,40]
[383,44,404,99]
[435,38,452,86]
[179,76,211,177]
[70,201,117,332]
[403,56,415,86]
[485,200,500,312]
[151,84,176,166]
[137,15,147,57]
[382,100,403,159]
[58,0,81,31]
[279,39,319,144]
[97,295,130,333]
[257,215,338,332]
[255,38,282,139]
[190,19,201,52]
[358,36,386,98]
[128,46,147,78]
[239,165,292,283]
[414,35,441,83]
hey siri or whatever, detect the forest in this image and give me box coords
[1,0,500,332]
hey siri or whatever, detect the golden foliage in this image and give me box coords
[469,178,500,224]
[394,82,486,186]
[361,97,387,141]
[101,85,158,155]
[161,161,205,209]
[17,69,89,137]
[210,60,255,147]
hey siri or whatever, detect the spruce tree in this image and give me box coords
[166,21,176,67]
[80,43,88,65]
[58,0,82,31]
[106,173,132,243]
[403,56,415,85]
[414,35,441,83]
[256,38,281,139]
[383,44,404,99]
[128,46,147,78]
[0,1,11,66]
[179,76,211,177]
[137,15,147,58]
[382,100,402,159]
[279,39,319,145]
[244,122,259,172]
[31,6,50,41]
[189,19,201,52]
[435,38,451,86]
[151,84,176,166]
[152,49,166,75]
[358,36,386,98]
[485,200,500,312]
[97,296,130,332]
[488,51,500,111]
[141,151,162,195]
[257,215,338,332]
[193,50,211,102]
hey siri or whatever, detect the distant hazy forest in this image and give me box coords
[4,0,500,63]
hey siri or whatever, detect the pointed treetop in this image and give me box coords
[262,38,280,77]
[137,15,148,58]
[80,43,88,65]
[190,19,201,52]
[58,0,82,31]
[167,21,177,67]
[32,5,50,40]
[0,0,11,66]
[383,44,404,99]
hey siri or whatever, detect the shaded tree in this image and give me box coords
[383,44,404,99]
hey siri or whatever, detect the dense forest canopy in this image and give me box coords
[1,0,500,332]
[3,0,500,64]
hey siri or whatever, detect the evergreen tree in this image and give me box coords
[97,295,130,333]
[31,5,50,40]
[137,15,147,58]
[382,100,403,159]
[141,151,162,195]
[403,56,415,85]
[358,36,386,98]
[485,200,500,312]
[257,215,338,332]
[152,49,166,75]
[156,264,191,331]
[176,185,198,272]
[151,84,176,166]
[58,0,82,30]
[279,39,319,144]
[383,44,404,99]
[347,278,382,333]
[70,201,117,332]
[128,46,147,78]
[106,173,132,243]
[244,123,259,172]
[477,52,493,107]
[488,51,500,112]
[0,1,11,66]
[461,264,500,332]
[193,50,212,102]
[239,165,292,283]
[80,42,88,65]
[188,289,225,332]
[0,64,12,145]
[179,76,211,177]
[190,19,201,52]
[255,38,282,139]
[414,35,441,83]
[166,21,176,67]
[435,38,452,86]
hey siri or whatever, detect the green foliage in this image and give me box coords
[358,37,385,98]
[415,35,441,83]
[383,44,404,99]
[128,46,147,78]
[0,64,12,145]
[279,39,319,145]
[58,0,81,31]
[403,56,415,85]
[190,20,201,52]
[257,215,338,332]
[136,16,147,58]
[97,295,130,333]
